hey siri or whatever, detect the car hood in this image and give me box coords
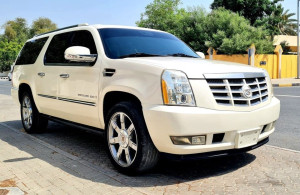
[122,57,265,79]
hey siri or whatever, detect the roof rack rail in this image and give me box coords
[34,23,89,37]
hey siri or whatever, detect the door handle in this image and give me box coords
[60,74,69,78]
[38,72,45,77]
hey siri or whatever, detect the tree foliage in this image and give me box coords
[210,0,296,37]
[277,9,297,36]
[0,17,57,72]
[3,17,29,43]
[136,1,274,54]
[211,0,283,26]
[204,8,274,54]
[0,41,23,72]
[136,0,187,36]
[30,17,57,36]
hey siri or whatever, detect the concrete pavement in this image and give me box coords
[272,78,300,87]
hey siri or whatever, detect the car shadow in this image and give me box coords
[1,120,256,188]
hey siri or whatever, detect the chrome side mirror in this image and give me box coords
[64,46,97,62]
[196,52,205,59]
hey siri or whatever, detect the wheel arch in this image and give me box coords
[102,91,142,123]
[18,83,32,103]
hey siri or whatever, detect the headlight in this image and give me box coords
[161,70,195,106]
[263,70,274,97]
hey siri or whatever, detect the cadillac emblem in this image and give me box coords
[241,84,252,99]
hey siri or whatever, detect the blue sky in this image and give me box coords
[0,0,297,29]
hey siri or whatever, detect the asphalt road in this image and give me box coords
[270,86,300,151]
[0,80,299,152]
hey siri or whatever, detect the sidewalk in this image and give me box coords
[272,78,300,87]
[0,123,143,195]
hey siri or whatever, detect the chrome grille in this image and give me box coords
[205,73,268,107]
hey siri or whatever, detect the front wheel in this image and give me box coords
[20,91,48,133]
[105,101,159,174]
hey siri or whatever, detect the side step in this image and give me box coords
[41,114,104,135]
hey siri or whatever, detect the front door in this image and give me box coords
[44,29,101,127]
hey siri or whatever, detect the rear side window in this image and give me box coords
[15,37,48,65]
[44,30,97,66]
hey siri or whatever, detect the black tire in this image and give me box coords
[105,101,159,174]
[20,91,48,133]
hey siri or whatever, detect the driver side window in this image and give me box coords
[44,30,97,66]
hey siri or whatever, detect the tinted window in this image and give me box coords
[45,32,71,64]
[15,37,48,65]
[98,28,198,59]
[45,30,97,65]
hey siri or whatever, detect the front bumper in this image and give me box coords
[143,97,280,155]
[162,137,269,161]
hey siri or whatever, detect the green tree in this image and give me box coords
[211,0,283,26]
[204,8,274,54]
[2,17,29,43]
[176,7,208,52]
[30,17,57,36]
[0,41,23,72]
[136,0,186,36]
[278,9,297,35]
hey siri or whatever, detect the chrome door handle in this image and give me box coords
[59,74,69,78]
[38,72,45,77]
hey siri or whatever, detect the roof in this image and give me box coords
[29,23,165,42]
[273,35,298,46]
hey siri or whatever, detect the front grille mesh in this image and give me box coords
[206,77,268,106]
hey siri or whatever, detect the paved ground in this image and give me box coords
[269,87,300,151]
[0,80,300,194]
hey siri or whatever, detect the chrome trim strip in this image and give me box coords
[58,97,96,106]
[38,94,95,106]
[204,72,266,79]
[38,94,57,99]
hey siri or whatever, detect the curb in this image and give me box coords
[272,83,300,87]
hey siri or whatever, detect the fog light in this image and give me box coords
[170,136,206,145]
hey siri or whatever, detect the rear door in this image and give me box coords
[14,37,60,115]
[44,30,101,127]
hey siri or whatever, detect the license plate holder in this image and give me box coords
[235,129,260,148]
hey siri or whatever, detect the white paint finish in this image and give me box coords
[143,97,280,154]
[11,24,280,155]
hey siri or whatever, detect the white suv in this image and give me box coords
[11,24,280,174]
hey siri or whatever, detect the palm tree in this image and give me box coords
[278,9,297,36]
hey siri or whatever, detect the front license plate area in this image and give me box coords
[235,129,260,148]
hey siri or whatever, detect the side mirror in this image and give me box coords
[64,46,97,62]
[196,52,205,59]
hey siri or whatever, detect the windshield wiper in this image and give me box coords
[119,53,163,58]
[167,53,198,58]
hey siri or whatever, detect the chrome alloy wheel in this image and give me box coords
[108,112,138,167]
[22,96,33,129]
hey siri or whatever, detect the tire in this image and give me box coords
[20,91,48,133]
[105,101,159,174]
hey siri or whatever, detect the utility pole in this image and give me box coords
[297,0,300,78]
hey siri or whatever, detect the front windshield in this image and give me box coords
[98,28,199,59]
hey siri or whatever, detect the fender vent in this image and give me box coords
[103,68,116,77]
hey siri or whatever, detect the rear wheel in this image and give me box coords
[20,91,48,133]
[105,101,159,174]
